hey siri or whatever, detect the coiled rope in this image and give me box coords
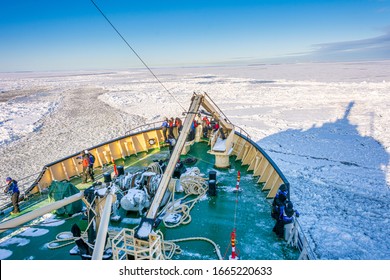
[147,162,163,174]
[47,215,96,250]
[159,169,207,228]
[47,195,111,250]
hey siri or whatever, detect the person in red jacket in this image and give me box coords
[80,151,91,183]
[202,116,211,138]
[168,117,174,138]
[212,121,220,131]
[175,117,182,132]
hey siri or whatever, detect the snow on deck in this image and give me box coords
[212,137,226,152]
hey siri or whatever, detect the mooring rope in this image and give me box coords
[47,215,96,250]
[167,237,223,260]
[156,230,223,260]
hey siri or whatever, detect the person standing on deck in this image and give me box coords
[80,151,91,183]
[202,116,211,138]
[85,150,95,182]
[275,201,300,239]
[271,184,288,219]
[167,134,176,156]
[283,201,299,232]
[4,177,20,214]
[271,184,288,238]
[175,117,183,133]
[271,184,300,239]
[168,117,175,138]
[212,120,220,132]
[161,117,169,142]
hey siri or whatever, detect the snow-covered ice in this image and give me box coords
[0,61,389,259]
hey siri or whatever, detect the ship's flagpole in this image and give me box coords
[229,171,241,260]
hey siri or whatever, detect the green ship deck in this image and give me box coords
[0,142,299,260]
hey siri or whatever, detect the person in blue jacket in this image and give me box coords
[271,183,300,238]
[4,177,20,214]
[167,134,176,156]
[161,117,169,142]
[284,201,299,223]
[271,184,288,220]
[85,150,95,182]
[282,201,300,241]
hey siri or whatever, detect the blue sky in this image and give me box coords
[1,0,390,71]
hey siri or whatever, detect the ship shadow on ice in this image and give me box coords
[256,101,390,260]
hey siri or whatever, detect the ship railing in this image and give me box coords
[202,92,233,125]
[124,120,165,135]
[0,171,43,211]
[123,116,251,156]
[284,218,316,260]
[2,121,165,201]
[294,218,317,260]
[0,165,116,215]
[233,131,316,260]
[234,124,252,140]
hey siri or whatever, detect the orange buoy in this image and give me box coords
[229,229,239,260]
[113,163,118,176]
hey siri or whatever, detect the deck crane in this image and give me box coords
[135,93,235,240]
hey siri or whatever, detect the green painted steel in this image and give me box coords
[0,142,299,260]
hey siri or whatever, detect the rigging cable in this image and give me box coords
[90,0,186,112]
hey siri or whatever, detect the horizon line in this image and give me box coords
[2,59,390,74]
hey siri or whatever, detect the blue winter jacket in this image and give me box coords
[89,154,95,166]
[280,205,299,224]
[162,121,169,128]
[6,180,19,194]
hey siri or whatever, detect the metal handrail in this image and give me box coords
[202,91,233,125]
[234,124,252,140]
[234,131,316,259]
[124,120,164,135]
[295,218,317,259]
[0,171,42,192]
[0,171,42,210]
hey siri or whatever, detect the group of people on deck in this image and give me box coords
[201,115,221,138]
[161,114,222,155]
[162,114,221,142]
[161,117,182,143]
[161,117,182,154]
[271,183,300,239]
[2,149,97,216]
[2,150,97,215]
